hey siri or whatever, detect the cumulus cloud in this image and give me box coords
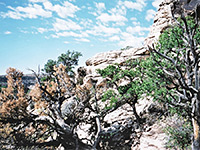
[4,31,12,34]
[96,0,146,25]
[80,19,93,28]
[87,24,121,37]
[29,0,47,3]
[37,27,48,33]
[90,2,106,16]
[152,0,163,10]
[130,17,137,21]
[126,26,150,36]
[130,17,140,25]
[109,36,120,41]
[109,6,126,16]
[95,2,106,12]
[75,38,90,42]
[119,32,145,48]
[123,0,147,11]
[52,18,82,32]
[97,13,127,23]
[52,31,88,38]
[43,1,80,18]
[64,41,69,44]
[2,4,52,19]
[145,9,156,21]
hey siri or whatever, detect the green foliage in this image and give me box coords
[158,16,200,50]
[43,50,82,77]
[165,118,192,149]
[0,85,6,92]
[98,57,170,112]
[57,50,82,76]
[101,90,118,109]
[154,16,200,149]
[43,59,57,75]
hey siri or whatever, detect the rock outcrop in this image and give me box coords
[144,0,174,47]
[75,0,186,149]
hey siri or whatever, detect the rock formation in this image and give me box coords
[144,0,174,47]
[75,0,190,149]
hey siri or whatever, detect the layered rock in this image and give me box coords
[144,0,174,47]
[74,0,193,149]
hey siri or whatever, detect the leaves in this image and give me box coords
[43,50,82,78]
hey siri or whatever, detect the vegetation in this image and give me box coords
[97,58,168,124]
[43,50,82,77]
[165,116,192,149]
[149,13,200,149]
[98,8,200,149]
[1,4,200,150]
[0,53,139,149]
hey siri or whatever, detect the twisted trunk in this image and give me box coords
[192,93,200,150]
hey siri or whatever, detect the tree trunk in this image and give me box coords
[192,119,200,150]
[192,93,200,150]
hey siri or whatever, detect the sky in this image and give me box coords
[0,0,163,75]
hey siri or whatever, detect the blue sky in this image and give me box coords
[0,0,163,75]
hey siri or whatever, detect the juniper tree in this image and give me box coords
[43,50,82,79]
[149,8,200,150]
[0,63,138,149]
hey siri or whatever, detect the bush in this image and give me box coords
[165,116,192,149]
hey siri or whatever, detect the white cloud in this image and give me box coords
[53,18,82,32]
[43,1,80,18]
[75,38,90,42]
[109,36,120,41]
[126,26,150,36]
[91,2,106,16]
[130,17,137,21]
[113,22,126,26]
[2,4,52,19]
[43,1,52,9]
[96,0,146,25]
[145,9,156,21]
[97,13,127,23]
[2,1,79,20]
[64,41,69,44]
[152,0,163,10]
[130,17,140,25]
[123,0,147,11]
[87,24,121,37]
[109,4,126,16]
[52,31,88,38]
[119,32,145,48]
[95,2,106,11]
[4,31,11,34]
[37,27,48,33]
[132,21,140,26]
[29,0,47,3]
[80,19,93,28]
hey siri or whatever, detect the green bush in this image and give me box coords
[165,117,192,149]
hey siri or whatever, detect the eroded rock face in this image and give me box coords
[73,0,192,149]
[133,123,168,150]
[86,47,148,67]
[144,0,174,47]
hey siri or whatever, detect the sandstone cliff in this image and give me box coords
[75,0,179,149]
